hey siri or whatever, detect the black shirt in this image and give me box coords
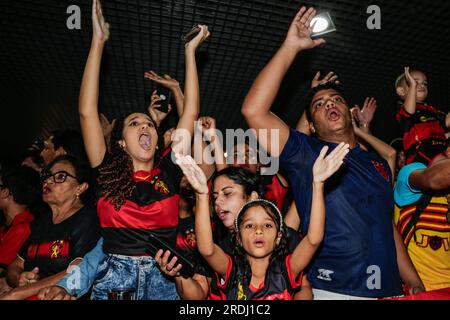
[18,206,100,278]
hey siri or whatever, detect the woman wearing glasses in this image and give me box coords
[0,155,100,300]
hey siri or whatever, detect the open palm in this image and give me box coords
[285,7,325,52]
[175,154,208,195]
[92,0,110,42]
[313,143,350,183]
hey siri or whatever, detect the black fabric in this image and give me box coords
[214,256,299,300]
[175,215,214,278]
[94,150,183,255]
[18,206,100,278]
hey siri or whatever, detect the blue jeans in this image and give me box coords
[91,253,180,300]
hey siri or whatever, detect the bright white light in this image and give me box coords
[311,17,329,33]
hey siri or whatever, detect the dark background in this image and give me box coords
[1,0,449,162]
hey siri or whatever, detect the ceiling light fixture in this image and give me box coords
[310,12,336,37]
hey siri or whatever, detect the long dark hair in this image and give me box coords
[231,200,288,282]
[97,113,164,211]
[210,167,265,252]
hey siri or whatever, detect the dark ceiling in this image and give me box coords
[1,0,449,162]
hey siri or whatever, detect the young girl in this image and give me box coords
[176,142,349,300]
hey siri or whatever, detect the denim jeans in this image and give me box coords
[90,253,179,300]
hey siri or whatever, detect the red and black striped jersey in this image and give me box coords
[96,150,183,256]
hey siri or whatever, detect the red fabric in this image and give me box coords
[396,104,446,152]
[383,287,450,300]
[264,175,288,211]
[26,240,70,260]
[0,211,34,266]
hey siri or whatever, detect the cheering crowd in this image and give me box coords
[1,1,449,300]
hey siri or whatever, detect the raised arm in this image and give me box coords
[175,154,229,277]
[290,143,349,277]
[78,0,110,167]
[409,157,450,191]
[172,25,209,156]
[193,116,227,179]
[403,67,417,115]
[351,109,396,179]
[242,7,325,157]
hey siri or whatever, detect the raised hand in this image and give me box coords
[144,71,180,91]
[404,67,417,87]
[285,7,326,52]
[185,25,210,51]
[352,97,377,126]
[198,116,217,142]
[92,0,110,43]
[99,113,116,138]
[313,143,350,183]
[175,154,209,195]
[147,90,172,126]
[311,71,340,88]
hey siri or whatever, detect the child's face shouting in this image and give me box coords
[239,206,280,258]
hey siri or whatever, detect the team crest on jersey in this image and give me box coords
[50,240,66,258]
[317,269,334,281]
[371,160,389,181]
[150,176,170,194]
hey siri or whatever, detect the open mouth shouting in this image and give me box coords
[217,209,231,222]
[327,108,342,122]
[138,132,152,151]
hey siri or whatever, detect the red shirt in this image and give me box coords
[0,210,34,268]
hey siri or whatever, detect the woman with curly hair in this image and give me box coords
[177,141,349,300]
[74,0,208,300]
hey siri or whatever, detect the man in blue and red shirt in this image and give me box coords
[242,6,425,299]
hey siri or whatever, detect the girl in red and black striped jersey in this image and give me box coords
[78,0,208,300]
[177,143,349,300]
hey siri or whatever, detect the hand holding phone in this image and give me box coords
[147,233,195,278]
[155,85,172,113]
[181,25,201,43]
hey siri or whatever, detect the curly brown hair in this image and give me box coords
[97,113,164,211]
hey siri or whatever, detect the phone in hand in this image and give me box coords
[146,233,196,278]
[181,25,201,43]
[155,85,172,113]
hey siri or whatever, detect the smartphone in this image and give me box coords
[181,25,201,43]
[155,85,172,113]
[146,233,196,278]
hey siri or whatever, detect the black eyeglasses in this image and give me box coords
[40,171,79,184]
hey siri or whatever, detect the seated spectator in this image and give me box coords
[0,166,41,295]
[394,141,450,291]
[0,155,100,300]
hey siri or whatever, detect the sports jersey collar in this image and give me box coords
[133,168,161,183]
